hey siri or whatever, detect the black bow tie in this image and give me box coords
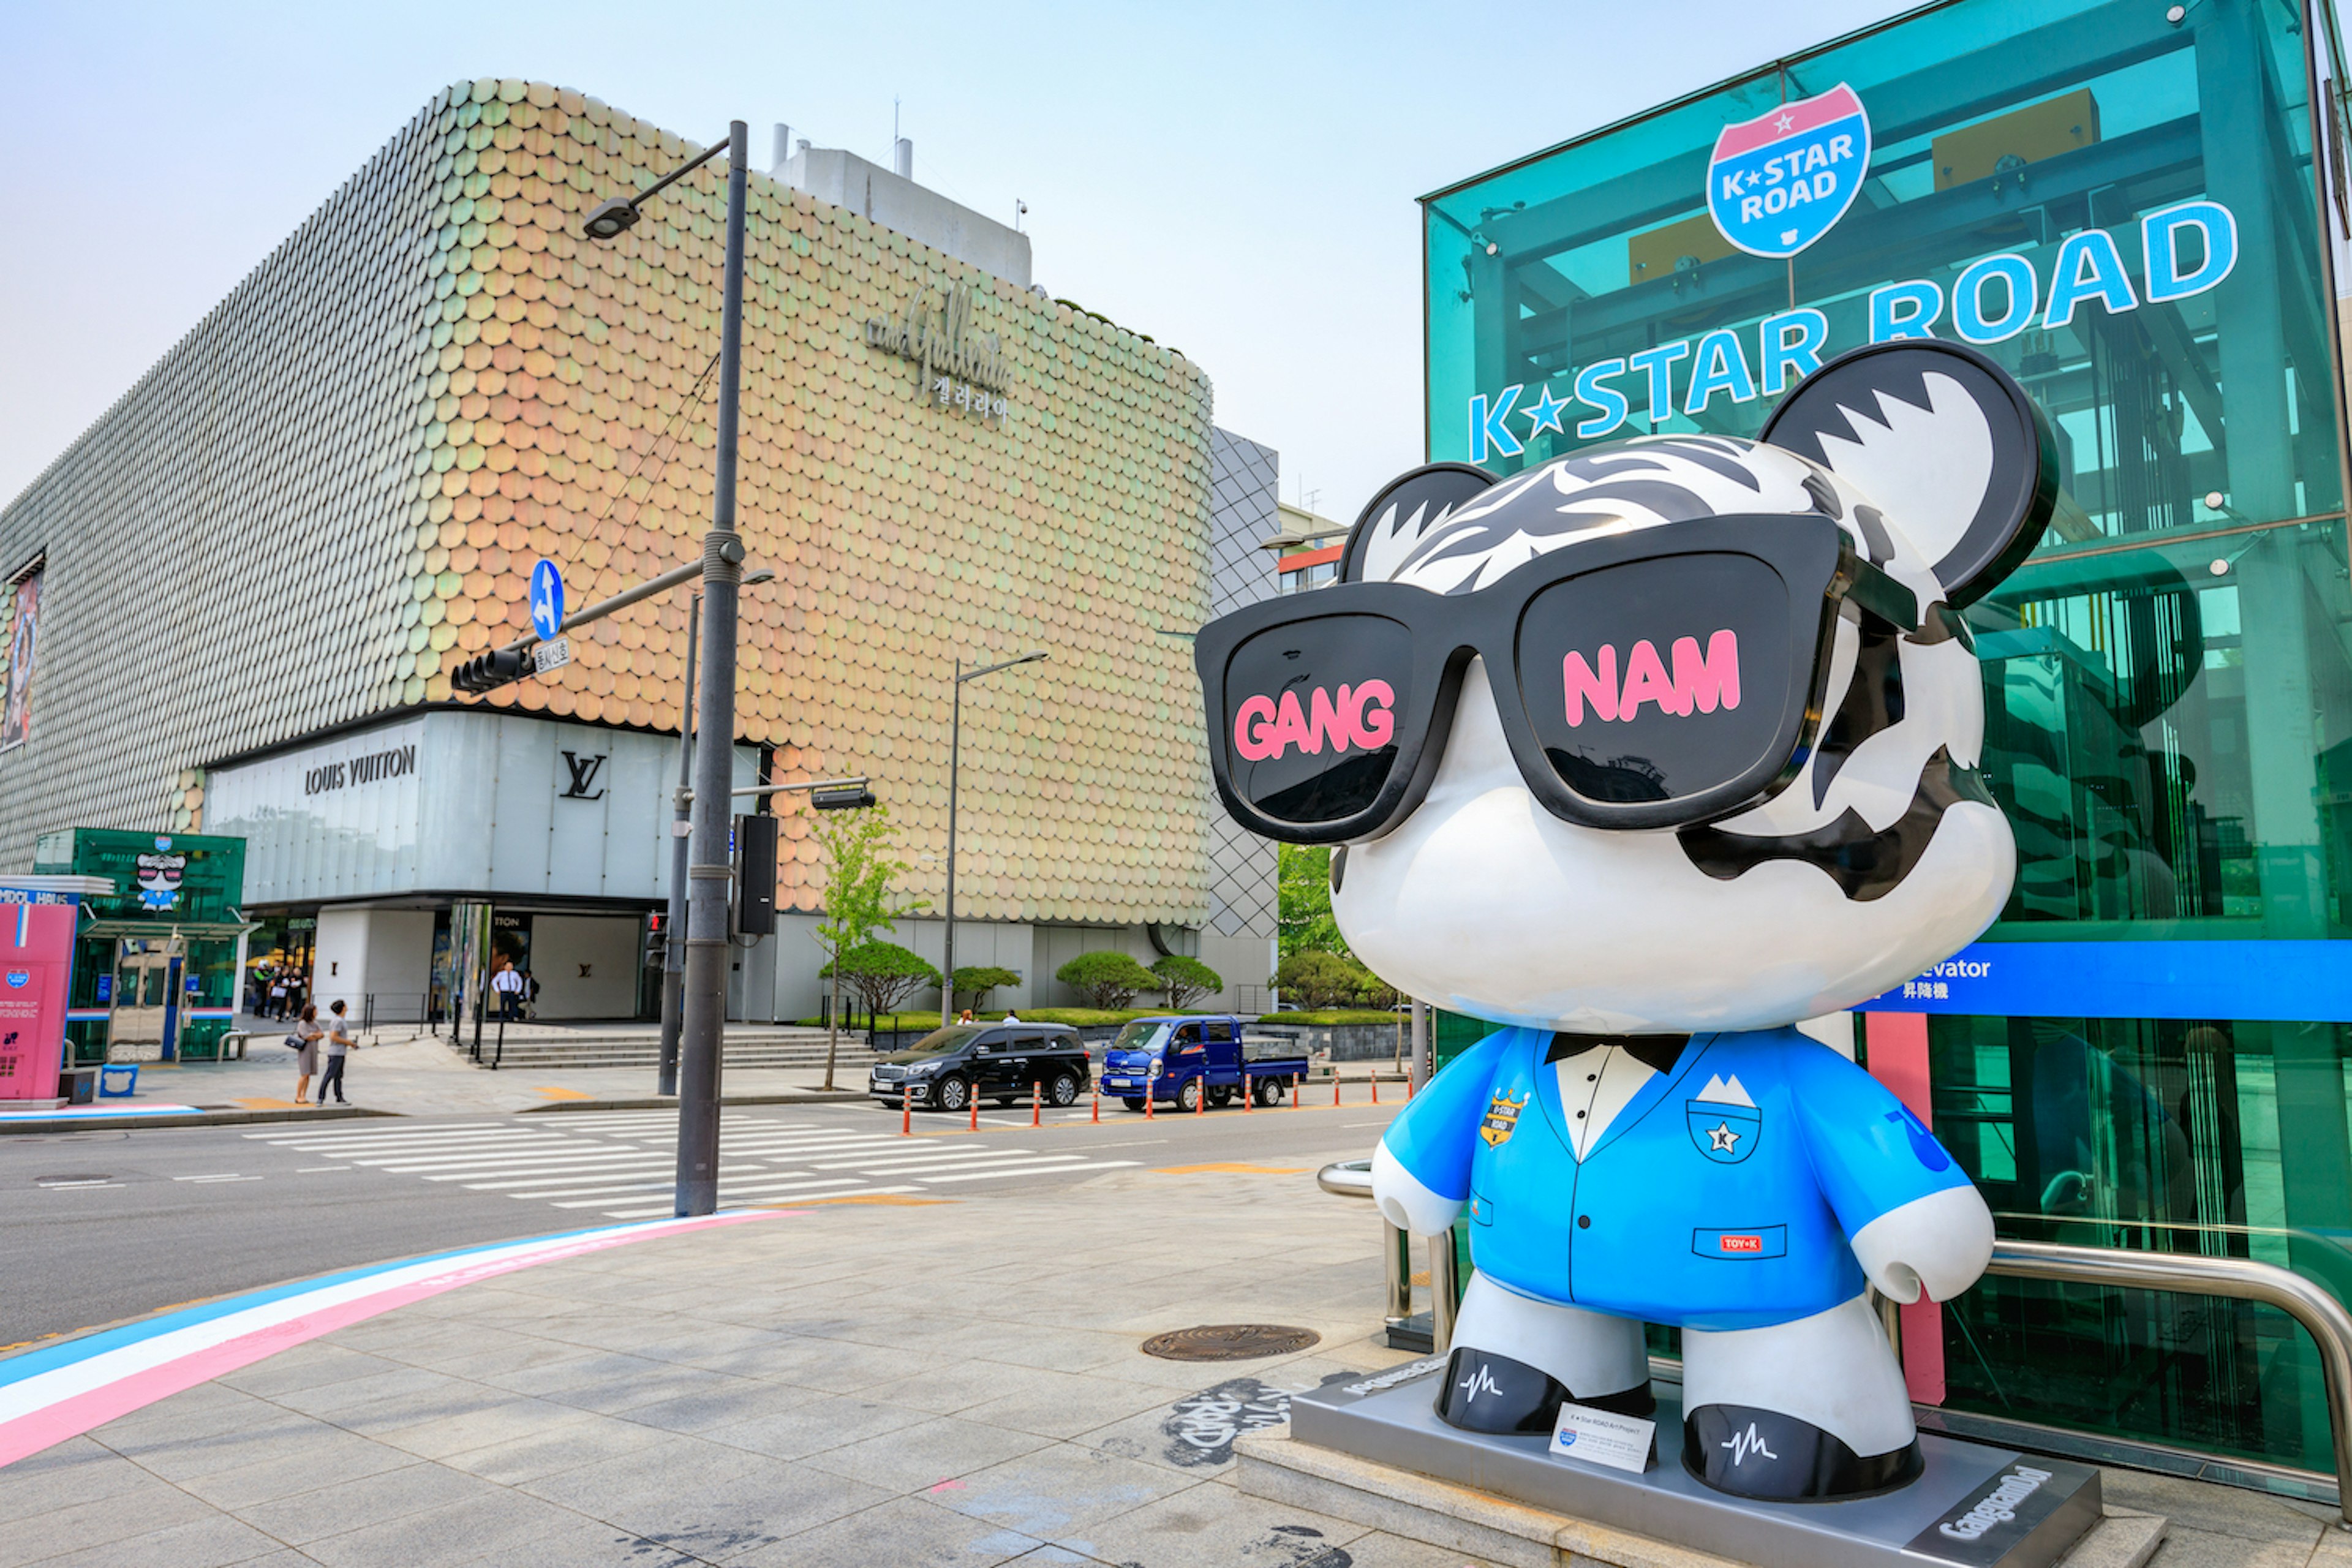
[1545,1031,1687,1076]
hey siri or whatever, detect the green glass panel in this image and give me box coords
[1423,0,2339,533]
[1973,518,2352,938]
[1930,1011,2352,1472]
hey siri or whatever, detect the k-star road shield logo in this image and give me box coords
[1707,83,1871,258]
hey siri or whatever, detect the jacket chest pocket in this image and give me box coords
[1468,1189,1494,1226]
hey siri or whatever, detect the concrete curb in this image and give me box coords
[0,1106,395,1137]
[518,1090,870,1113]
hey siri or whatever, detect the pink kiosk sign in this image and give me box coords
[0,897,77,1101]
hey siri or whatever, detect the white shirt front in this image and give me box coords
[1551,1045,1663,1161]
[491,970,524,993]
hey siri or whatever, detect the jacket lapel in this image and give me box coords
[1585,1033,1713,1161]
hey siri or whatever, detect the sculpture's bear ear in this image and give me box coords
[1760,340,2059,607]
[1338,462,1496,584]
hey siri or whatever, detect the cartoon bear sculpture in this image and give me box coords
[1194,341,2057,1502]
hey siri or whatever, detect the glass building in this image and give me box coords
[1422,0,2352,1490]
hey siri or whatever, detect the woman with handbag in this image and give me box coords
[288,1004,322,1104]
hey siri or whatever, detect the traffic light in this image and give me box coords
[731,814,777,936]
[812,785,877,811]
[450,648,529,694]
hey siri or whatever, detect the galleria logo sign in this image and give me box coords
[866,280,1007,398]
[1564,632,1741,726]
[1232,681,1396,761]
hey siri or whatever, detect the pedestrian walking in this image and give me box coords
[288,1004,322,1104]
[315,1000,355,1105]
[491,959,524,1022]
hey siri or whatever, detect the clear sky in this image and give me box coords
[2,0,1921,527]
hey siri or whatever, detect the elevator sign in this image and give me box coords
[1708,83,1871,258]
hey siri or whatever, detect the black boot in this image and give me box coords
[1435,1346,1654,1436]
[1683,1403,1921,1500]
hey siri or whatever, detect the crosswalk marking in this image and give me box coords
[922,1159,1138,1183]
[439,1162,678,1189]
[367,1147,649,1172]
[243,1111,1140,1218]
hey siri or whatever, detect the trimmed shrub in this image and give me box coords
[1055,951,1161,1009]
[1150,954,1223,1011]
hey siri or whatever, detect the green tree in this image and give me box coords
[1150,954,1223,1011]
[949,965,1021,1013]
[1055,951,1161,1009]
[1278,844,1352,960]
[812,805,927,1086]
[1275,949,1379,1011]
[826,941,941,1017]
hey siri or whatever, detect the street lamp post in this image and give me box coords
[941,651,1048,1019]
[584,119,749,1218]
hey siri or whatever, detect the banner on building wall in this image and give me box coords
[0,565,43,753]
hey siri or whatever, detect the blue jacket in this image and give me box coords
[1382,1025,1972,1332]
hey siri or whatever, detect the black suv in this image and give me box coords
[869,1023,1091,1114]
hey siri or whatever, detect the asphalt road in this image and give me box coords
[2,1093,1400,1351]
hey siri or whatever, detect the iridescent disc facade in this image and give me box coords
[0,79,1221,929]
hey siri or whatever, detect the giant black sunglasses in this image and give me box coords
[1194,513,1918,843]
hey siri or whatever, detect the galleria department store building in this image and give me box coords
[1419,0,2352,1496]
[0,79,1279,1030]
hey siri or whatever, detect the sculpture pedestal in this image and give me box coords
[1250,1359,2149,1568]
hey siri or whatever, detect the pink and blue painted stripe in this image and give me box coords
[0,1210,780,1468]
[0,1102,203,1121]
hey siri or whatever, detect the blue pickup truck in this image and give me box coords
[1095,1016,1310,1112]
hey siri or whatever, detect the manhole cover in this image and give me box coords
[1142,1324,1320,1362]
[34,1174,111,1186]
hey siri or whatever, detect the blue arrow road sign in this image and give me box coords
[530,560,565,641]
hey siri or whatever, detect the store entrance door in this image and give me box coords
[110,943,173,1055]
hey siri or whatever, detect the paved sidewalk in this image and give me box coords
[28,1031,870,1126]
[6,1136,2332,1566]
[0,1164,1468,1567]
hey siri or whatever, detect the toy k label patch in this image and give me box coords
[1480,1091,1528,1148]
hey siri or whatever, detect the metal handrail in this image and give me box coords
[1987,1240,2352,1525]
[1316,1162,2352,1523]
[1317,1160,1373,1197]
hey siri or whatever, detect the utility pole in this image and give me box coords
[674,121,750,1217]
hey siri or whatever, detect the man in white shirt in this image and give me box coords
[491,961,525,1022]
